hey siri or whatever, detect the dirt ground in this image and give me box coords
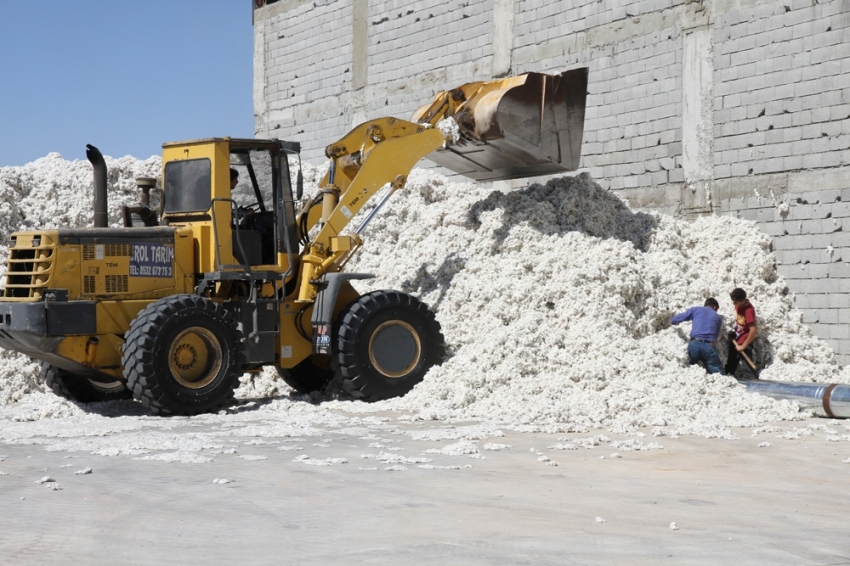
[1,403,848,566]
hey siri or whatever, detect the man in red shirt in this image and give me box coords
[725,287,759,379]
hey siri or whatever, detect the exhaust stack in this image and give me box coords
[86,144,108,228]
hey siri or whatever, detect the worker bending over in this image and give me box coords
[725,287,759,379]
[670,298,723,374]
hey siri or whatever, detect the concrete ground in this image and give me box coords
[1,406,849,565]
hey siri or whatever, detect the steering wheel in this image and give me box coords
[237,202,262,222]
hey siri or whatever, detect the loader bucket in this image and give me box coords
[413,67,588,182]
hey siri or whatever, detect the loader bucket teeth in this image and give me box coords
[418,67,588,181]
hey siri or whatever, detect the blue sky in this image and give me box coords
[0,1,254,166]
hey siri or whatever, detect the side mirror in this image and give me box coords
[296,168,303,200]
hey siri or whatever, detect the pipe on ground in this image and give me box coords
[741,379,850,418]
[86,144,108,228]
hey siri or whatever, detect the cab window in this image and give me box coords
[230,150,273,211]
[164,159,211,213]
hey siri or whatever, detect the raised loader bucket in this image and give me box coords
[412,67,588,182]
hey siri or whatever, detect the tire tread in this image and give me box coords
[333,290,444,402]
[122,294,242,416]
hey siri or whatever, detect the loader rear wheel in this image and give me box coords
[333,290,444,402]
[41,362,131,403]
[277,355,334,394]
[122,295,243,416]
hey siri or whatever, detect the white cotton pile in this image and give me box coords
[0,152,160,257]
[0,351,43,404]
[0,154,847,437]
[326,168,848,434]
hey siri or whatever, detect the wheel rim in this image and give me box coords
[88,379,126,392]
[168,326,223,389]
[368,320,421,379]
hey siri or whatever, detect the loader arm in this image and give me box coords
[293,67,588,304]
[295,117,447,302]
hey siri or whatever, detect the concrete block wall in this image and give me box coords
[359,0,495,131]
[710,0,850,365]
[256,0,355,150]
[713,1,850,180]
[253,0,850,365]
[579,27,684,194]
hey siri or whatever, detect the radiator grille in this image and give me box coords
[105,275,129,293]
[3,232,56,298]
[106,244,132,257]
[84,275,96,294]
[83,244,131,259]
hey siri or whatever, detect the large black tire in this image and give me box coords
[333,290,444,402]
[122,295,244,416]
[277,355,334,394]
[41,362,131,403]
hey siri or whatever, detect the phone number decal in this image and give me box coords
[130,243,174,278]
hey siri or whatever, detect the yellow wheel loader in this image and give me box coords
[0,68,587,415]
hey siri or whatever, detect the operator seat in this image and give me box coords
[236,210,275,265]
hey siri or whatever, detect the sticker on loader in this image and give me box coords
[130,243,174,277]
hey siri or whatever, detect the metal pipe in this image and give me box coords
[741,379,850,418]
[328,159,337,186]
[354,175,406,236]
[86,144,108,228]
[354,187,395,235]
[319,160,339,228]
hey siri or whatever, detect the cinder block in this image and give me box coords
[775,248,802,264]
[836,274,850,295]
[801,263,829,279]
[799,219,825,235]
[800,247,829,265]
[774,235,801,253]
[780,264,812,282]
[830,325,850,340]
[760,221,788,238]
[828,262,850,278]
[819,309,841,325]
[808,233,836,249]
[808,277,839,296]
[806,293,830,309]
[715,164,732,179]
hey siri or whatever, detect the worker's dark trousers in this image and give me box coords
[725,342,758,379]
[687,340,724,374]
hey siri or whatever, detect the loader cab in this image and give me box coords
[160,137,301,275]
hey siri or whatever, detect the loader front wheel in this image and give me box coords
[333,290,444,402]
[41,362,131,403]
[122,295,243,416]
[277,355,334,394]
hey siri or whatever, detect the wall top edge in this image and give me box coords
[254,0,313,24]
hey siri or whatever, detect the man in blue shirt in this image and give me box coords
[670,298,724,374]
